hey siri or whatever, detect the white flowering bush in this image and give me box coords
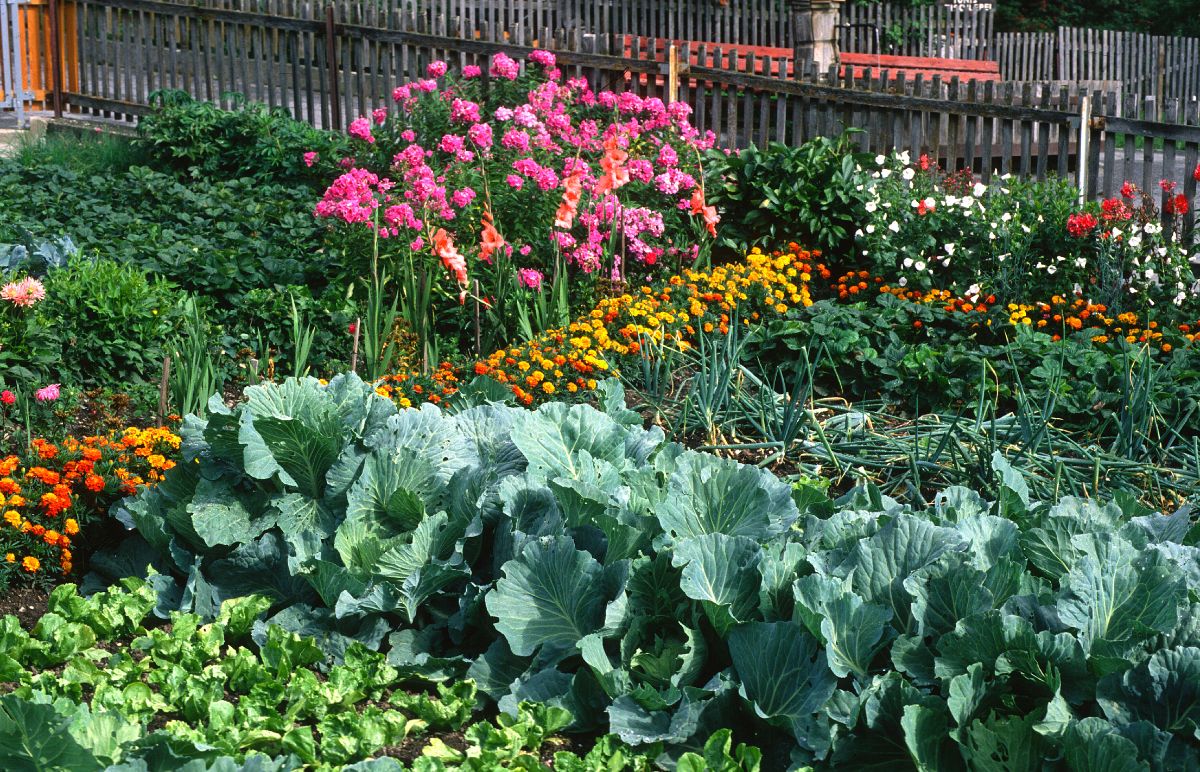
[855,152,1199,314]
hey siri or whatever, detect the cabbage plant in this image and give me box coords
[111,374,1200,768]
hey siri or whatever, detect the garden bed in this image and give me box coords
[2,49,1200,770]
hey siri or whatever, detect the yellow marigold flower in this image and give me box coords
[4,553,13,563]
[64,518,79,536]
[22,556,39,572]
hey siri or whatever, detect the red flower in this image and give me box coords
[1100,197,1132,222]
[1160,179,1177,193]
[1120,181,1136,198]
[1165,193,1190,216]
[1194,162,1200,182]
[348,321,358,336]
[1066,212,1099,238]
[0,390,13,405]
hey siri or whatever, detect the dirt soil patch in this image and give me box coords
[0,586,49,630]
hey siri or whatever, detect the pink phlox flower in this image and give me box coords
[490,53,520,80]
[467,122,493,149]
[529,50,556,69]
[517,268,544,290]
[348,117,375,143]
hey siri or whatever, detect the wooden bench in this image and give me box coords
[622,36,796,78]
[840,53,1001,83]
[620,36,1001,87]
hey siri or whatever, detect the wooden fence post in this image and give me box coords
[324,3,341,130]
[667,44,679,103]
[47,0,63,116]
[1077,94,1091,204]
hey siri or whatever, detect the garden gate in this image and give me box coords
[0,0,31,125]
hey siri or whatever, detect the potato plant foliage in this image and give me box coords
[102,375,1200,768]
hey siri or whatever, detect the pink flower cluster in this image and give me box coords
[315,49,721,306]
[1,277,46,308]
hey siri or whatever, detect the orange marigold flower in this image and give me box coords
[21,556,39,572]
[85,474,105,492]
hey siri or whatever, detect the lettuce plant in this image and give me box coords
[109,375,1200,767]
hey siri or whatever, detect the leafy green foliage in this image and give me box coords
[0,580,687,769]
[102,379,1200,767]
[38,257,184,386]
[0,158,335,315]
[136,91,350,186]
[706,134,870,258]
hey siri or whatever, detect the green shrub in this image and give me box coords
[39,258,183,386]
[136,90,350,185]
[706,133,870,258]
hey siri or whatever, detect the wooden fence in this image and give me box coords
[838,2,993,60]
[56,0,1200,230]
[994,28,1200,112]
[397,0,792,48]
[0,0,76,111]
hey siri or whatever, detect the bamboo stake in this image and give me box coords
[158,355,171,425]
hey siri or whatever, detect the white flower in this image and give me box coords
[855,184,865,192]
[902,167,916,181]
[944,195,959,207]
[973,182,986,197]
[966,283,981,299]
[865,224,876,234]
[1111,227,1123,239]
[1047,265,1058,275]
[875,154,887,166]
[924,197,936,209]
[855,228,864,238]
[898,277,908,286]
[1001,213,1012,222]
[1037,215,1045,223]
[1021,225,1031,234]
[945,243,956,256]
[1158,247,1169,257]
[910,199,921,208]
[1075,257,1088,268]
[960,196,975,209]
[898,150,911,165]
[865,201,877,213]
[881,169,891,178]
[914,260,926,271]
[888,221,901,233]
[1001,173,1013,181]
[902,257,914,268]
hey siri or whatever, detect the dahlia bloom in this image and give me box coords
[35,383,60,402]
[1,277,46,307]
